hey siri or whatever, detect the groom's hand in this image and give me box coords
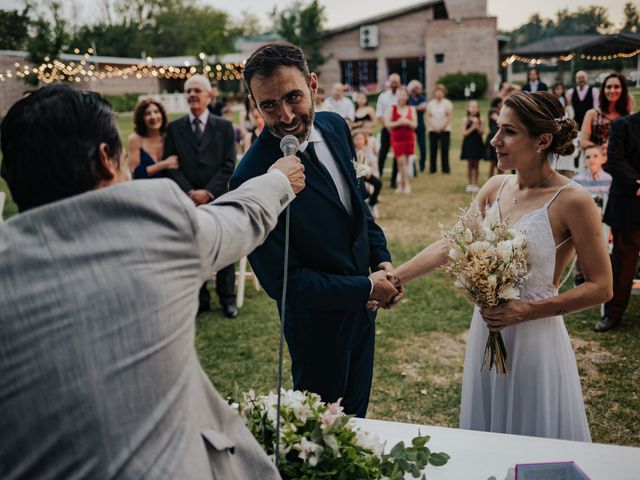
[368,270,398,306]
[375,262,405,308]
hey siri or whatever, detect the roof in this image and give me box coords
[322,0,443,37]
[508,33,640,57]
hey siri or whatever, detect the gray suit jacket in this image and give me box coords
[0,174,293,479]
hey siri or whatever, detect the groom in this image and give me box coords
[230,42,400,417]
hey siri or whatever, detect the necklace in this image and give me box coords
[512,170,556,204]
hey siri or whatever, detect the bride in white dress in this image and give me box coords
[393,92,612,442]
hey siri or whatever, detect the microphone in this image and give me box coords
[279,134,300,156]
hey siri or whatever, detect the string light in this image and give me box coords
[501,49,640,68]
[0,48,245,83]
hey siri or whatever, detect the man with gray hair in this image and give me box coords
[566,70,599,128]
[164,74,239,318]
[324,82,355,124]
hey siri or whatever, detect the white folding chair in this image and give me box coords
[212,256,260,309]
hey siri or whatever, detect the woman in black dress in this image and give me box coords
[461,100,484,192]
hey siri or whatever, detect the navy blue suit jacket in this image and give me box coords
[229,112,391,324]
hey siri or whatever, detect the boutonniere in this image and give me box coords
[352,151,368,179]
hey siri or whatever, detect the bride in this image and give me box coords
[393,92,612,442]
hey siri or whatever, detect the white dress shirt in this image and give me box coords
[188,110,209,133]
[376,90,398,119]
[324,97,355,121]
[300,125,353,216]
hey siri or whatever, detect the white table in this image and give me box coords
[353,418,640,480]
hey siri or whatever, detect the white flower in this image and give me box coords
[464,228,474,243]
[512,231,526,249]
[297,437,324,466]
[468,240,491,255]
[448,247,459,260]
[352,159,368,178]
[498,285,520,300]
[487,274,497,287]
[483,226,496,241]
[355,428,384,456]
[496,240,514,262]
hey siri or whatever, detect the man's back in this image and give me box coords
[0,179,279,479]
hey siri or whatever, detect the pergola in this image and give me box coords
[502,33,640,85]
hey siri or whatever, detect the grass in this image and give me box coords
[1,94,639,448]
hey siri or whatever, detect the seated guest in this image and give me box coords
[0,84,305,480]
[128,98,180,179]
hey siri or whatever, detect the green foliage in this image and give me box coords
[102,93,144,112]
[621,2,640,33]
[436,72,487,100]
[0,6,31,50]
[273,0,326,72]
[25,1,69,85]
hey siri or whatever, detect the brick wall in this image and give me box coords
[318,8,435,90]
[444,0,487,19]
[425,17,498,99]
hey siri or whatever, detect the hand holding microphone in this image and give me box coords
[268,135,306,193]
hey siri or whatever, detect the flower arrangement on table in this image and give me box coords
[441,202,528,374]
[238,389,450,480]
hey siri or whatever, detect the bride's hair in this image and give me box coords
[503,92,577,156]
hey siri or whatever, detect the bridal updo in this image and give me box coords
[503,91,578,157]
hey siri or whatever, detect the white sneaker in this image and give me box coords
[471,184,480,192]
[465,184,473,193]
[403,184,411,194]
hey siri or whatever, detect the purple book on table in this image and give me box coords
[515,461,590,480]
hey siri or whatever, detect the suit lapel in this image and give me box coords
[299,150,349,215]
[314,118,364,224]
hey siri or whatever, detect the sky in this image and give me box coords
[0,0,628,32]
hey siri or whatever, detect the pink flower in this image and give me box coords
[328,398,343,416]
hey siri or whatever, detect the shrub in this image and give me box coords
[436,72,488,100]
[102,93,144,112]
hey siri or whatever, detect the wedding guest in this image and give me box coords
[207,79,225,116]
[325,82,355,124]
[580,73,630,151]
[597,111,640,332]
[572,145,612,286]
[163,74,239,318]
[352,129,382,216]
[426,83,453,174]
[128,98,179,179]
[461,100,484,192]
[231,42,398,418]
[0,83,304,480]
[552,82,567,108]
[484,97,502,178]
[408,79,427,173]
[566,70,599,128]
[243,107,265,154]
[522,67,548,92]
[314,86,333,112]
[352,91,377,132]
[393,91,612,442]
[386,86,417,194]
[376,73,401,183]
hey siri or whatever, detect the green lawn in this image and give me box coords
[1,95,639,448]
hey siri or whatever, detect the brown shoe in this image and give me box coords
[594,315,620,332]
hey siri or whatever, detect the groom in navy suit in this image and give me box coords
[230,43,400,417]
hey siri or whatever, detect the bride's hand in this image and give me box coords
[479,300,533,331]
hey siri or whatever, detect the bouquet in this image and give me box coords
[441,203,528,374]
[238,389,450,479]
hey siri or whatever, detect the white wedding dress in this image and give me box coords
[459,178,591,442]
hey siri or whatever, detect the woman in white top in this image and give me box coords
[426,84,453,174]
[393,91,612,442]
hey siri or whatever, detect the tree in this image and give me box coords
[25,1,70,85]
[0,6,32,50]
[621,2,640,33]
[273,0,326,72]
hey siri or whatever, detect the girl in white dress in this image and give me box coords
[392,92,613,442]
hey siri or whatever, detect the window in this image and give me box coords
[386,56,426,86]
[340,59,378,91]
[435,53,445,65]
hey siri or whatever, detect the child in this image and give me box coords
[352,129,382,217]
[572,145,612,285]
[461,100,484,192]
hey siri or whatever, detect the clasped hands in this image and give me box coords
[367,262,404,311]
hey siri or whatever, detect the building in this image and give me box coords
[317,0,498,97]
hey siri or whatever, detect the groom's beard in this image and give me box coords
[268,103,315,143]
